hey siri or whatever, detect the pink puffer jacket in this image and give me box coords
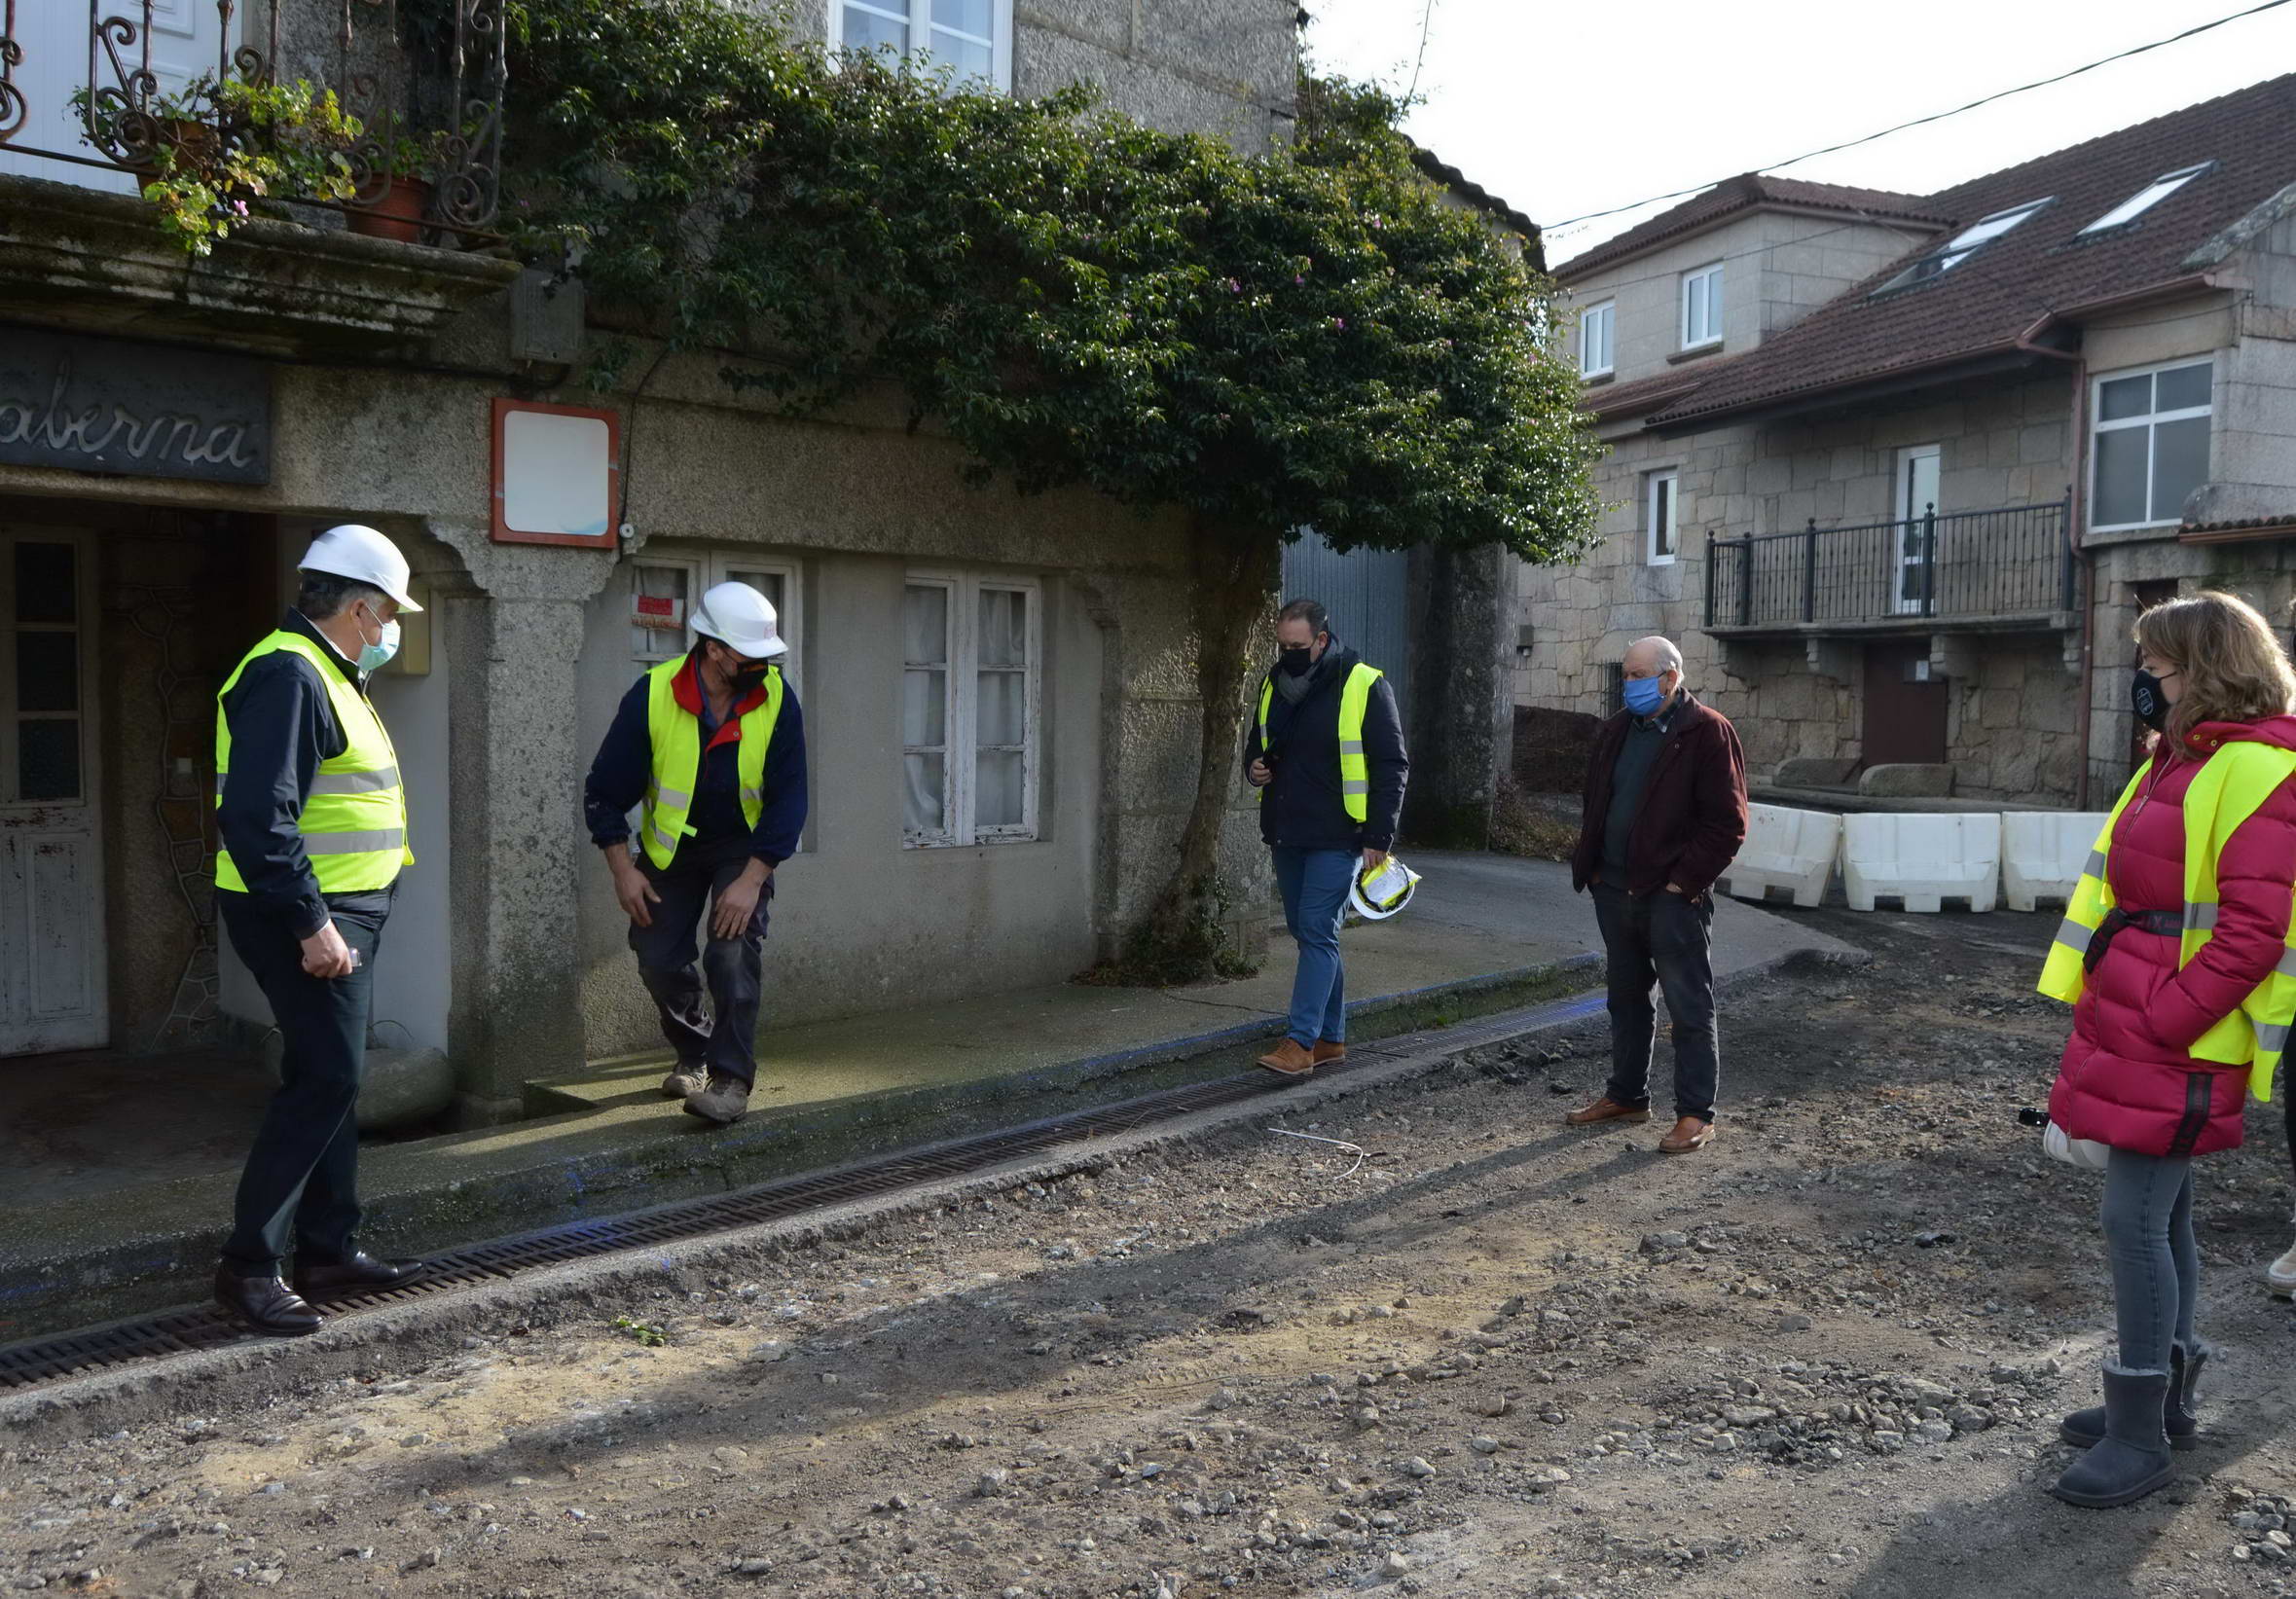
[2048,715,2296,1157]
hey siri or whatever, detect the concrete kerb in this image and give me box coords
[0,958,1601,1340]
[0,940,1865,1435]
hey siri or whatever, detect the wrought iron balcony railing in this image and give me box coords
[1703,492,2077,634]
[0,0,503,238]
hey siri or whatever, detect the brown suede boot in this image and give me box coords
[1257,1039,1316,1078]
[1312,1039,1347,1067]
[1658,1116,1715,1153]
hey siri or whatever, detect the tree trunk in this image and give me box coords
[1135,517,1280,982]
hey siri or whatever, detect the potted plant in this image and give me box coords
[71,75,363,257]
[346,129,455,243]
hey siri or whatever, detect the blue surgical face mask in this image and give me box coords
[356,605,401,675]
[1622,674,1668,717]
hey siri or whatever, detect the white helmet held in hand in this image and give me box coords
[1349,856,1422,921]
[298,524,423,612]
[690,581,787,660]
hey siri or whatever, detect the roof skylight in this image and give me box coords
[2080,164,2212,235]
[1876,197,2054,292]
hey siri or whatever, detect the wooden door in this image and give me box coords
[0,527,108,1055]
[1862,639,1948,767]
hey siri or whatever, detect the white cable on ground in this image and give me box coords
[1267,1126,1369,1181]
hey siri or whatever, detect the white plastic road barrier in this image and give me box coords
[1717,803,1842,909]
[2002,812,2111,913]
[1840,813,2003,914]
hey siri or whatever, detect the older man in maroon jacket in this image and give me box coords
[1565,636,1748,1153]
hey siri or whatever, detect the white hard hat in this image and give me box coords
[298,524,422,612]
[690,581,786,660]
[1348,856,1422,921]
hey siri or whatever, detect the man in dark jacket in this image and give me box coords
[1242,599,1408,1079]
[1566,636,1747,1153]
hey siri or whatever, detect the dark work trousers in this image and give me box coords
[1590,881,1720,1122]
[630,843,772,1087]
[218,886,392,1274]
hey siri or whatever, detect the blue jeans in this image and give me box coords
[1273,847,1355,1048]
[2101,1148,2200,1372]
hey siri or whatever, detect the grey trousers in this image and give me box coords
[2101,1147,2200,1372]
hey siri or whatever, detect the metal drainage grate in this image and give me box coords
[0,988,1598,1392]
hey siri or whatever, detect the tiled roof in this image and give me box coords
[1553,172,1949,281]
[1411,148,1542,267]
[2180,514,2296,542]
[1577,363,1736,423]
[1646,73,2296,429]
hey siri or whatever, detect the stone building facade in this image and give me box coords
[0,0,1361,1119]
[1520,80,2296,812]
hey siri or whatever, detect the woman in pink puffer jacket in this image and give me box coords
[2046,592,2296,1508]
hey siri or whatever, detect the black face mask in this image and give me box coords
[728,657,773,694]
[1279,646,1317,677]
[2132,668,2172,734]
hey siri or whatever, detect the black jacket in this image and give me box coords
[214,609,374,938]
[1242,639,1408,853]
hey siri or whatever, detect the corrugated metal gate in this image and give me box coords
[1281,532,1410,714]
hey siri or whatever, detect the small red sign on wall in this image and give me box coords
[633,593,685,631]
[491,397,622,547]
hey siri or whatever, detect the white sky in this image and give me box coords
[1301,0,2296,270]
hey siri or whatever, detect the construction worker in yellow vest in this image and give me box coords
[585,582,810,1127]
[211,525,426,1337]
[1243,598,1408,1079]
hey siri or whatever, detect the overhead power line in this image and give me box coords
[1539,0,2295,233]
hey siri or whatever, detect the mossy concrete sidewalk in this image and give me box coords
[0,853,1852,1339]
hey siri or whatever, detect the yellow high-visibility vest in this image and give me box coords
[2038,738,2296,1102]
[638,657,785,869]
[214,631,411,894]
[1255,662,1384,823]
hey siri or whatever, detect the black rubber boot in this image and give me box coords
[2052,1363,2176,1508]
[2060,1341,2205,1451]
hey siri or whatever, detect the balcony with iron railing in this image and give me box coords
[1703,493,2078,637]
[0,2,520,353]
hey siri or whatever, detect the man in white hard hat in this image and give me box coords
[584,581,809,1125]
[210,524,426,1336]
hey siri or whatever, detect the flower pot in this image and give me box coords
[126,116,220,185]
[347,176,435,244]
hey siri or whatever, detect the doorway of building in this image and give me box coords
[1893,445,1942,616]
[1863,638,1948,767]
[0,527,108,1054]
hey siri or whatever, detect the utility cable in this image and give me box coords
[1539,0,2295,232]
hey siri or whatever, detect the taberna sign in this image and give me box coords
[0,328,272,486]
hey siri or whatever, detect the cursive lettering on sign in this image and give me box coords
[0,359,261,472]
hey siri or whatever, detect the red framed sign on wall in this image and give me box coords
[490,398,621,547]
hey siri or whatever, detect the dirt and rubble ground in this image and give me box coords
[6,906,2296,1599]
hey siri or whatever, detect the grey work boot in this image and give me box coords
[2051,1363,2176,1508]
[683,1073,750,1126]
[2060,1341,2205,1452]
[660,1061,708,1100]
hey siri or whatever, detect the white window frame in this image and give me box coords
[828,0,1014,91]
[2081,164,2211,236]
[904,569,1041,850]
[1679,263,1723,350]
[1579,301,1615,378]
[2091,358,2214,533]
[1645,469,1679,566]
[625,553,804,686]
[628,557,703,666]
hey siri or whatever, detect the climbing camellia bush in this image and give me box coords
[502,0,1604,979]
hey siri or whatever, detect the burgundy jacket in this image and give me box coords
[1570,692,1749,900]
[2048,714,2296,1158]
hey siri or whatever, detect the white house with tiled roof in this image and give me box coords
[1522,74,2296,810]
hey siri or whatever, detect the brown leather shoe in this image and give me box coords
[1658,1116,1715,1154]
[1312,1039,1347,1067]
[1257,1038,1316,1078]
[1566,1095,1652,1126]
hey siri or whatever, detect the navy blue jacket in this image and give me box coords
[215,609,376,938]
[1242,638,1409,853]
[584,653,809,867]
